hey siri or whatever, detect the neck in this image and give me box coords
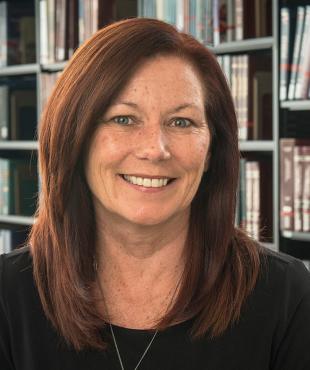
[94,210,189,328]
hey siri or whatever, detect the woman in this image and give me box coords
[0,18,310,370]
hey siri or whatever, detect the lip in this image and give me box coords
[118,174,177,193]
[120,174,174,180]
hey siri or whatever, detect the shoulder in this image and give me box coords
[0,246,34,302]
[0,245,32,278]
[251,247,310,317]
[260,247,310,293]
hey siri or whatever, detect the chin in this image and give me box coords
[124,211,173,227]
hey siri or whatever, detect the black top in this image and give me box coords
[1,246,310,370]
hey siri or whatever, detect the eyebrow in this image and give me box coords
[110,101,202,114]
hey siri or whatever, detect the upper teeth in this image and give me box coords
[123,175,170,187]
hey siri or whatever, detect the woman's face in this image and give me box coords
[85,55,211,227]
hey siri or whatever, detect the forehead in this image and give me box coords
[115,55,206,103]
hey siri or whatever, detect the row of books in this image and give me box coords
[280,6,310,101]
[0,226,28,254]
[280,139,310,233]
[40,0,136,64]
[140,0,271,45]
[0,1,35,67]
[0,158,38,216]
[0,76,37,141]
[236,157,273,242]
[0,87,37,141]
[217,54,272,141]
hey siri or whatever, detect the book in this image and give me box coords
[302,146,310,232]
[0,1,35,66]
[0,158,38,216]
[295,6,310,99]
[252,71,272,140]
[279,7,291,101]
[280,139,310,232]
[0,85,9,139]
[10,89,37,140]
[288,6,305,100]
[293,146,303,232]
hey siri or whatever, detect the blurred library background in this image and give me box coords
[0,0,309,269]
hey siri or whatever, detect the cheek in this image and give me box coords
[177,137,210,173]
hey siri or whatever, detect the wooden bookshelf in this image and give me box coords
[278,0,310,260]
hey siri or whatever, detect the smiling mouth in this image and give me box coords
[120,174,176,188]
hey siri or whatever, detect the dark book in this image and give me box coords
[0,1,35,66]
[0,158,38,216]
[10,89,37,140]
[67,0,79,58]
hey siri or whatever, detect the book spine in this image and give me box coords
[227,0,235,41]
[0,2,7,67]
[0,85,9,140]
[280,139,295,231]
[295,6,310,99]
[40,0,49,64]
[204,0,213,45]
[288,6,305,100]
[239,158,246,230]
[246,161,253,237]
[235,0,243,40]
[183,0,189,34]
[299,29,310,99]
[156,0,164,20]
[175,0,184,31]
[252,161,260,240]
[293,146,303,231]
[279,7,290,101]
[188,0,196,37]
[195,0,203,42]
[302,146,310,232]
[213,0,220,46]
[78,0,85,45]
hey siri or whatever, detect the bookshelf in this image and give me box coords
[278,0,310,261]
[0,0,309,262]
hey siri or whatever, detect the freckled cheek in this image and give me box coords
[177,140,209,173]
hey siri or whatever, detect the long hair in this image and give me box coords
[29,18,264,350]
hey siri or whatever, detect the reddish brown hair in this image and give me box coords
[29,18,265,350]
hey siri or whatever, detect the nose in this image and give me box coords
[135,125,171,162]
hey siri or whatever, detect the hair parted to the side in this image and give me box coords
[29,17,265,351]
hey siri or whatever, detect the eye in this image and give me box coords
[113,116,133,125]
[171,118,192,128]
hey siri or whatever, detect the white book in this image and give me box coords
[0,2,8,67]
[293,146,303,232]
[295,6,310,99]
[279,7,290,101]
[176,0,184,31]
[156,0,164,20]
[288,6,305,100]
[40,0,49,64]
[302,147,310,232]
